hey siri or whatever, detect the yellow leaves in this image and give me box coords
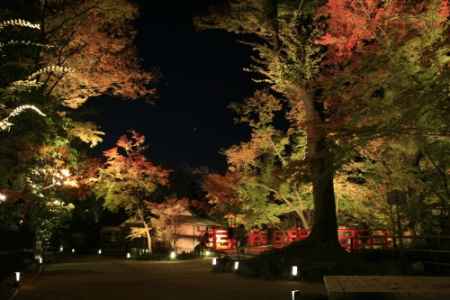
[68,122,105,148]
[38,0,155,108]
[128,227,150,240]
[0,105,46,131]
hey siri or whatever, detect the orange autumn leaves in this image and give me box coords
[45,0,155,109]
[102,131,169,188]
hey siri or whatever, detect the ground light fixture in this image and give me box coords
[169,251,177,260]
[98,249,102,255]
[204,250,211,256]
[71,248,75,254]
[0,192,7,203]
[233,261,239,271]
[126,252,131,259]
[15,272,21,283]
[59,245,64,253]
[212,257,217,266]
[291,290,300,300]
[291,265,299,277]
[35,255,43,264]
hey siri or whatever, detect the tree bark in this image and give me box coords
[294,88,340,246]
[143,221,152,254]
[138,208,152,254]
[308,141,339,245]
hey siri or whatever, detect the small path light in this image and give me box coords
[169,251,177,260]
[291,290,300,300]
[15,272,21,283]
[98,249,102,255]
[0,192,7,203]
[212,257,217,266]
[126,252,131,259]
[71,248,75,254]
[291,265,299,277]
[59,245,64,253]
[204,250,211,257]
[233,261,239,271]
[35,255,43,264]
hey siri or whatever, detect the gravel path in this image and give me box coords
[15,258,326,300]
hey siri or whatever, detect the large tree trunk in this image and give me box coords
[295,88,340,247]
[308,138,339,245]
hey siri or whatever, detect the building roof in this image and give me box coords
[174,215,221,226]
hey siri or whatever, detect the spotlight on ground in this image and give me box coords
[204,250,211,257]
[98,249,102,255]
[169,251,177,260]
[126,252,131,259]
[15,272,21,283]
[291,265,299,277]
[59,246,64,253]
[233,261,239,271]
[291,290,300,300]
[71,248,75,254]
[212,257,217,266]
[35,255,43,264]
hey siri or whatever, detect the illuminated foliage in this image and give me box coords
[197,0,450,248]
[94,131,170,253]
[41,0,156,108]
[203,171,243,224]
[149,197,191,249]
[0,1,156,252]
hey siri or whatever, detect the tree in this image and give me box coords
[149,197,190,250]
[0,1,159,254]
[196,0,450,253]
[203,171,244,225]
[225,91,313,229]
[0,16,82,251]
[94,131,170,253]
[39,0,156,108]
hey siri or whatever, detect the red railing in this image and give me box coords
[206,226,449,253]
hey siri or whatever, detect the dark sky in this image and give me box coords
[82,1,254,171]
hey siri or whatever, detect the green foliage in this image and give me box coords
[29,199,74,251]
[94,132,169,213]
[198,0,450,241]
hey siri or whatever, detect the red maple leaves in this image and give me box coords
[103,131,169,187]
[316,0,449,64]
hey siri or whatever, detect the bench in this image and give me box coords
[324,276,450,300]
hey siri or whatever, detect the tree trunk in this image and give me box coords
[143,221,152,254]
[138,208,152,254]
[307,140,339,245]
[294,88,340,247]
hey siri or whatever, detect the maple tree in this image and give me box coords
[220,97,313,229]
[94,131,170,253]
[148,197,191,250]
[196,0,450,254]
[203,171,244,225]
[36,0,156,109]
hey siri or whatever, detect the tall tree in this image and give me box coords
[196,0,450,252]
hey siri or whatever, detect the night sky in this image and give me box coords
[82,1,254,171]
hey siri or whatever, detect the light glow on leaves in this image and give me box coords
[0,105,47,131]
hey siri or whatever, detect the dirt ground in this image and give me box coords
[14,257,326,300]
